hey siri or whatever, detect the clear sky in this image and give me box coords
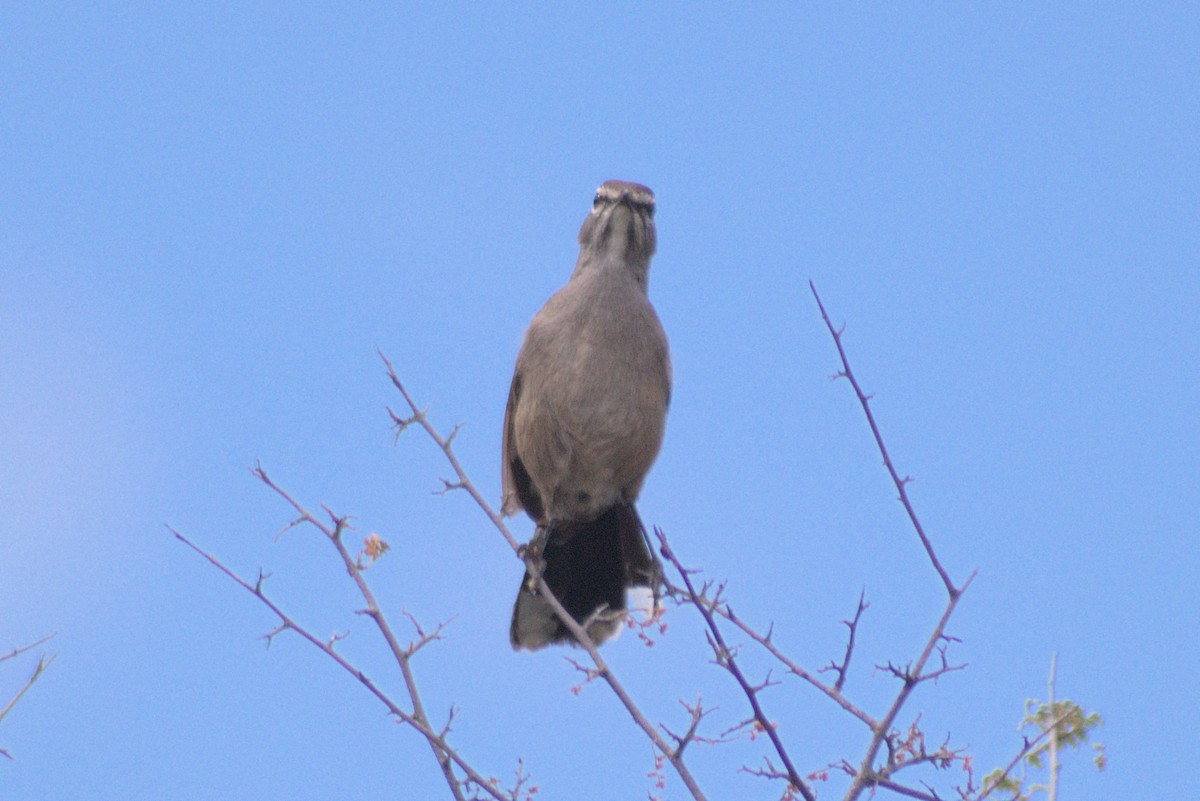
[2,5,1196,800]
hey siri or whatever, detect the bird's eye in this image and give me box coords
[645,203,656,219]
[593,194,603,208]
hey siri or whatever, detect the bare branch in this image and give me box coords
[843,570,976,801]
[660,531,879,735]
[0,650,57,732]
[501,757,536,801]
[379,350,521,555]
[822,589,869,692]
[973,709,1077,801]
[657,529,815,801]
[711,591,877,729]
[391,609,457,658]
[0,634,55,666]
[809,282,961,598]
[0,634,57,757]
[244,465,470,799]
[871,775,943,801]
[808,284,985,801]
[170,524,497,801]
[659,695,721,758]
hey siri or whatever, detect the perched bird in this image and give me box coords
[502,179,671,650]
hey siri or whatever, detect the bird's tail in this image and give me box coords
[510,503,660,650]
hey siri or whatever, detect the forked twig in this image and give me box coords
[248,465,467,798]
[657,529,815,801]
[379,350,521,555]
[824,590,869,693]
[808,283,976,801]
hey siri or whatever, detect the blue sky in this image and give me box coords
[2,5,1196,799]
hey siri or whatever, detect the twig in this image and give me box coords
[808,283,978,801]
[824,590,869,692]
[170,525,504,801]
[0,634,55,665]
[394,609,456,658]
[248,465,468,801]
[871,775,942,801]
[973,709,1075,801]
[0,651,57,731]
[809,282,960,599]
[660,695,720,759]
[684,580,876,729]
[657,529,815,801]
[379,350,521,555]
[0,635,56,757]
[844,570,976,801]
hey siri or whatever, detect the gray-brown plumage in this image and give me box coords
[503,180,670,650]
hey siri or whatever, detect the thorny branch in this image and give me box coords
[654,285,985,801]
[657,530,815,801]
[659,695,724,761]
[251,466,470,800]
[808,282,982,801]
[380,350,522,557]
[697,585,877,729]
[824,590,869,693]
[840,574,975,801]
[809,282,958,599]
[170,520,509,801]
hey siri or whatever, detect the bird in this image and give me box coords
[502,179,671,650]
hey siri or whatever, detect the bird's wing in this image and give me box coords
[501,367,544,519]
